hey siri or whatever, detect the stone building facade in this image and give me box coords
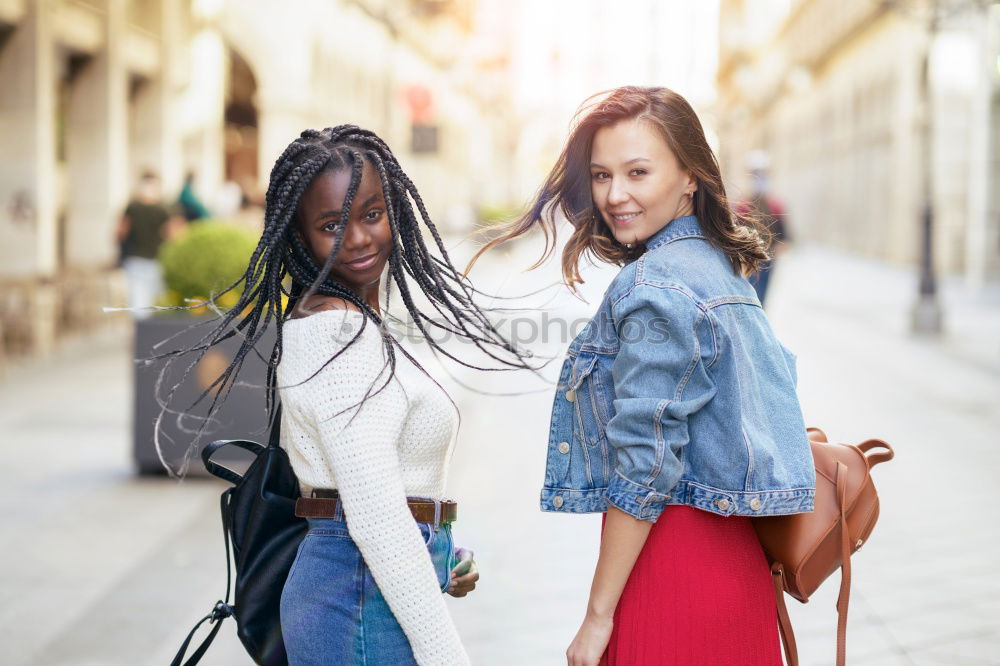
[716,0,1000,286]
[0,0,514,360]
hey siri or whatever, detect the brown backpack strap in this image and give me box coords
[771,461,856,666]
[770,563,798,666]
[806,427,828,442]
[835,462,851,666]
[856,439,894,468]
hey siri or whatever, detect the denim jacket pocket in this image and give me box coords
[569,352,610,447]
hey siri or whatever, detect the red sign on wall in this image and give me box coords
[403,84,434,124]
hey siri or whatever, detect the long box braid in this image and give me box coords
[145,125,537,476]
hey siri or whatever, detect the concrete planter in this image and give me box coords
[133,315,276,476]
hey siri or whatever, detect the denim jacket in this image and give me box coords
[541,216,815,522]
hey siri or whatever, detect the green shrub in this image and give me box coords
[158,221,258,310]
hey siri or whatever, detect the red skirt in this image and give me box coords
[601,505,783,666]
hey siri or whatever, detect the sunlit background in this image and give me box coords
[2,1,999,665]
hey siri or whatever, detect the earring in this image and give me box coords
[624,243,634,249]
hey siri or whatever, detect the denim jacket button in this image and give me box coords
[715,498,731,511]
[552,496,565,509]
[565,389,576,403]
[558,441,570,454]
[749,497,763,511]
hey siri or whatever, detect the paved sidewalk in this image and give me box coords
[754,246,1000,665]
[1,240,998,665]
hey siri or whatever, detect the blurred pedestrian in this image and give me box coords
[177,171,211,221]
[155,126,535,665]
[737,150,790,307]
[116,171,183,319]
[212,178,244,219]
[468,87,814,666]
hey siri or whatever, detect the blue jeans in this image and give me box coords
[280,507,456,665]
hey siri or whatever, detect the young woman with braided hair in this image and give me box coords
[157,125,534,665]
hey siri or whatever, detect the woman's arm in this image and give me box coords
[566,285,719,664]
[603,284,718,521]
[567,507,652,666]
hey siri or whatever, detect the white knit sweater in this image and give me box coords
[276,309,468,665]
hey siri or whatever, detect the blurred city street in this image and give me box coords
[2,234,998,666]
[3,0,1000,665]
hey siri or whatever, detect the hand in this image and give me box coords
[566,613,613,666]
[447,547,479,598]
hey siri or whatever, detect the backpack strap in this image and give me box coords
[267,404,282,448]
[771,563,798,666]
[857,438,894,468]
[202,439,263,484]
[170,489,235,666]
[201,405,282,483]
[770,460,856,666]
[835,462,851,666]
[172,407,282,666]
[168,600,233,666]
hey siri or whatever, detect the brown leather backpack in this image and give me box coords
[753,427,894,666]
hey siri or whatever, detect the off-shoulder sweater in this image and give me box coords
[276,309,468,665]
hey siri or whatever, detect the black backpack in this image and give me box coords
[171,407,307,666]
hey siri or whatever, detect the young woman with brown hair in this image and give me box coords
[469,87,815,665]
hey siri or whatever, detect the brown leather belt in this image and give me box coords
[295,488,458,524]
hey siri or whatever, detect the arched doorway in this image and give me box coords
[223,47,259,210]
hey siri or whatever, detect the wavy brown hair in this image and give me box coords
[466,86,770,290]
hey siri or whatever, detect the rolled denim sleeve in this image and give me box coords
[605,284,718,521]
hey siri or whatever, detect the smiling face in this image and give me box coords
[590,118,696,247]
[296,161,393,300]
